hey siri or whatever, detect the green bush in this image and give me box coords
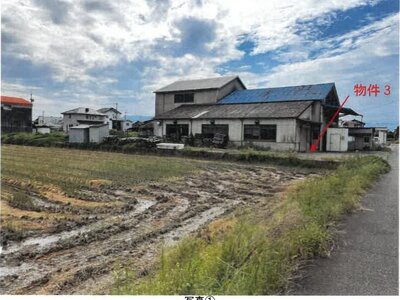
[1,132,67,146]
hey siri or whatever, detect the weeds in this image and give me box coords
[111,156,389,295]
[8,191,36,210]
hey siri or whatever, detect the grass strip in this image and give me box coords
[111,156,389,295]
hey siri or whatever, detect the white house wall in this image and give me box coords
[63,114,106,132]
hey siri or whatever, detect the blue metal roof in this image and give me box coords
[218,83,335,104]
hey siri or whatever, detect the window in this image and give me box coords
[201,124,229,138]
[244,125,276,141]
[69,114,71,119]
[166,124,189,140]
[86,115,89,119]
[174,93,194,103]
[364,136,370,143]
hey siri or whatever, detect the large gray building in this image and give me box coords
[153,76,359,151]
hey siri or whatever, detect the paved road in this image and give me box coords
[293,146,399,295]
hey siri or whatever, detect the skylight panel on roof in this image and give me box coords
[192,111,209,119]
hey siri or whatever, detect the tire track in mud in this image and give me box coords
[0,165,313,294]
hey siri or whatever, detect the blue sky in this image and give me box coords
[1,0,399,128]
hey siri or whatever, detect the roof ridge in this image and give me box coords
[238,82,335,91]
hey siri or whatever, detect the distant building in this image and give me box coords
[68,124,109,143]
[1,96,33,133]
[97,107,122,129]
[61,107,106,132]
[138,121,154,137]
[347,127,376,150]
[112,119,134,131]
[341,119,365,128]
[33,116,63,131]
[33,125,51,134]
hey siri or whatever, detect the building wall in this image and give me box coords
[348,128,374,150]
[326,128,349,152]
[155,118,299,151]
[216,79,245,101]
[63,114,106,132]
[298,101,322,122]
[89,125,109,143]
[155,78,244,116]
[1,105,32,133]
[69,128,88,143]
[378,131,387,144]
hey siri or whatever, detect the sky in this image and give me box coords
[1,0,399,128]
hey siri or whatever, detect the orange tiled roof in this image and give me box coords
[1,96,32,107]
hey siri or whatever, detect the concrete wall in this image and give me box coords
[63,114,106,132]
[155,118,299,151]
[155,78,244,116]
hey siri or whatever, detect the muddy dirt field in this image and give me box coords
[1,148,314,294]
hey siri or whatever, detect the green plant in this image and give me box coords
[111,156,389,295]
[8,191,36,210]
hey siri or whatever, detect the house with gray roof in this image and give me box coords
[61,107,107,132]
[97,107,122,129]
[153,76,360,151]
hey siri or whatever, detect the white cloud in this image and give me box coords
[2,0,381,82]
[1,0,398,124]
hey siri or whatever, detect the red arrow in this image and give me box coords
[310,95,350,152]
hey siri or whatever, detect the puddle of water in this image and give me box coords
[31,196,61,209]
[0,199,155,255]
[0,262,32,277]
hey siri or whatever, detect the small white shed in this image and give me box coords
[326,128,349,152]
[69,124,109,143]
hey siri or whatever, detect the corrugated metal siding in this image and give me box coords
[218,83,334,104]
